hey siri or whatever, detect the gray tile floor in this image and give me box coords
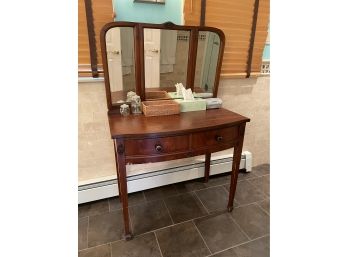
[78,164,270,257]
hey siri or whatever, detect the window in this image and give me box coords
[78,0,114,77]
[184,0,270,78]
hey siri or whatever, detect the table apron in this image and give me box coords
[124,140,238,164]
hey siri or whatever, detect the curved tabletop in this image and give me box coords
[108,108,250,139]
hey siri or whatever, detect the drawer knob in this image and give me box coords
[215,135,223,142]
[155,144,163,152]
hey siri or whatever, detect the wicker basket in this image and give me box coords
[145,91,170,100]
[142,100,180,116]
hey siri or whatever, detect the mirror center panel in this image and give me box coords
[144,28,190,99]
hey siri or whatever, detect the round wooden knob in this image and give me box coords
[155,144,163,152]
[215,135,223,142]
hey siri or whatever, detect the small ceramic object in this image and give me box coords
[175,82,185,97]
[131,95,142,114]
[120,104,130,116]
[127,91,136,102]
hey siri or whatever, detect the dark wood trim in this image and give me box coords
[138,24,146,101]
[227,123,246,211]
[115,137,133,240]
[197,27,225,97]
[113,140,122,202]
[200,0,206,26]
[134,24,144,101]
[100,22,139,111]
[100,22,226,111]
[187,28,198,91]
[139,22,199,30]
[111,121,248,140]
[204,153,211,182]
[84,0,98,78]
[246,0,260,78]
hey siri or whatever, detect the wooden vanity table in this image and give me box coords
[100,22,250,239]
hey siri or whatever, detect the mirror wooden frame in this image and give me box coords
[100,21,225,114]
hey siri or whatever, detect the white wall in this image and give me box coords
[78,76,270,183]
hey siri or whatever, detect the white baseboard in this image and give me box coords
[78,151,252,204]
[78,77,104,83]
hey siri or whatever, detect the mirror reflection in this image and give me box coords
[106,27,136,104]
[144,29,190,98]
[194,31,221,94]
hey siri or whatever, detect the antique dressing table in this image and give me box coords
[100,22,250,240]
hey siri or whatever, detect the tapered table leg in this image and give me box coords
[227,124,246,212]
[114,139,132,240]
[113,141,122,202]
[204,153,211,182]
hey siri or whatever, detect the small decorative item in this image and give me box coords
[131,95,142,114]
[206,98,222,109]
[175,83,185,97]
[126,91,136,102]
[120,104,130,116]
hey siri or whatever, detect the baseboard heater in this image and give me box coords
[78,151,252,204]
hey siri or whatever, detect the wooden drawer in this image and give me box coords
[191,126,239,149]
[124,135,189,156]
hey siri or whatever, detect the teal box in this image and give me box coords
[174,98,207,112]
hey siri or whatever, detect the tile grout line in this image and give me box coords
[242,179,268,202]
[193,191,210,214]
[222,183,241,207]
[222,184,230,194]
[85,220,168,252]
[129,206,134,235]
[80,191,267,253]
[79,205,113,219]
[248,173,270,179]
[133,212,210,239]
[205,234,270,257]
[162,199,175,225]
[230,215,252,241]
[196,185,241,214]
[79,238,124,253]
[255,201,270,216]
[192,220,212,255]
[193,183,229,194]
[78,172,270,253]
[125,192,256,242]
[154,232,165,257]
[230,198,271,216]
[246,175,270,186]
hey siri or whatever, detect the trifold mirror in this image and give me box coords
[100,22,225,112]
[105,26,136,104]
[143,28,190,98]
